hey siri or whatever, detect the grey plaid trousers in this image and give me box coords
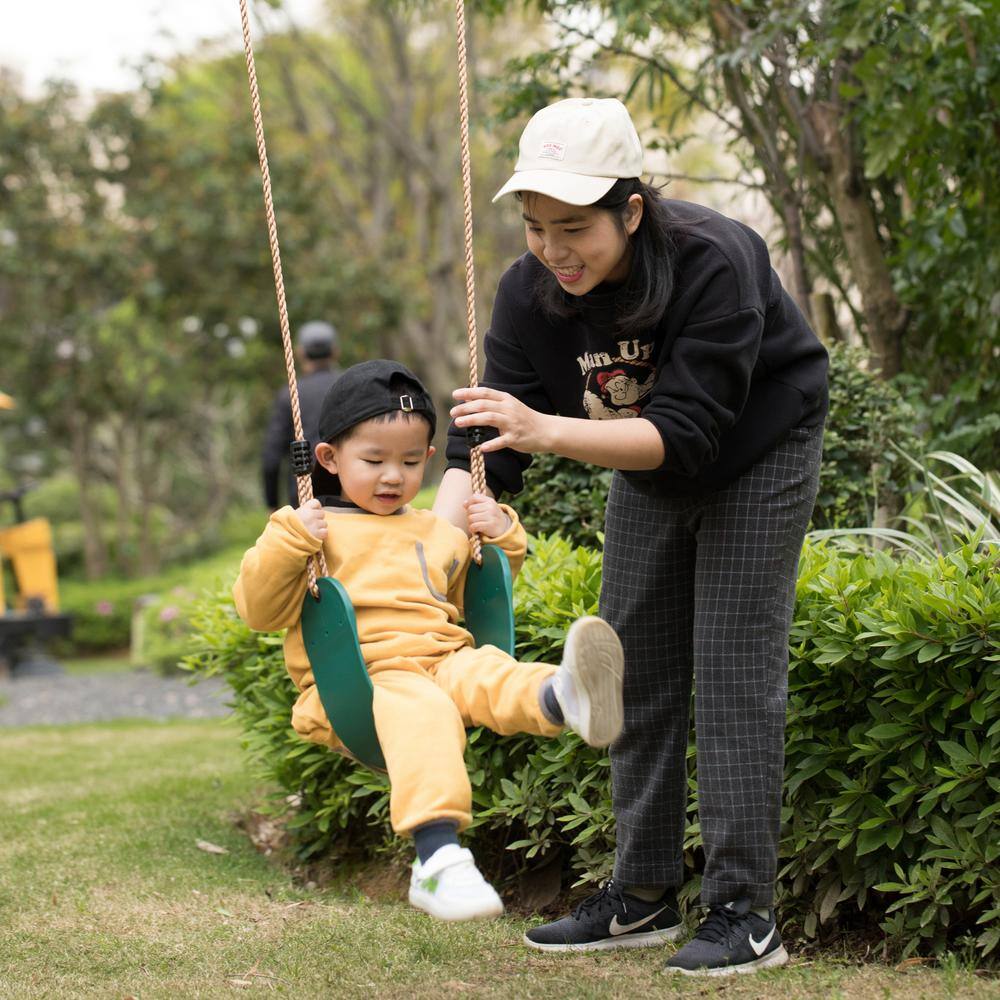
[601,424,823,907]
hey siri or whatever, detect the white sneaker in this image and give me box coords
[553,616,624,748]
[408,844,504,921]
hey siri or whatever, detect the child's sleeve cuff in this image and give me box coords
[482,503,522,546]
[270,505,325,554]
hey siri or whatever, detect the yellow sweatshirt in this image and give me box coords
[232,503,527,747]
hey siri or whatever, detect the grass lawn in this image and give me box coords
[0,720,996,1000]
[61,651,135,676]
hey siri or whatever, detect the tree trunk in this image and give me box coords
[807,102,909,376]
[710,4,814,322]
[134,415,160,578]
[779,191,814,324]
[113,418,134,576]
[69,417,108,580]
[809,291,844,345]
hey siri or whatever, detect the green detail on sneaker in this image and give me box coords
[420,876,439,894]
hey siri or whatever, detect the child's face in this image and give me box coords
[315,416,434,515]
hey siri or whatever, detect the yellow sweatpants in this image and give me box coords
[368,645,562,834]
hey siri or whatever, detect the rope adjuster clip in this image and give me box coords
[290,439,313,476]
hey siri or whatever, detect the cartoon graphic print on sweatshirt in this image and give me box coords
[577,338,657,420]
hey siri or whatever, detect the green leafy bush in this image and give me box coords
[813,344,920,530]
[59,576,153,652]
[60,545,246,654]
[784,539,999,958]
[185,534,999,960]
[899,370,1000,474]
[130,587,201,674]
[515,454,612,548]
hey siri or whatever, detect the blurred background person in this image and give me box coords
[262,320,341,511]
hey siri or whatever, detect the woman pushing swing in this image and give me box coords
[438,97,828,975]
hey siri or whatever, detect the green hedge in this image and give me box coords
[516,454,613,548]
[783,539,998,957]
[58,575,153,652]
[813,344,920,530]
[185,534,999,960]
[60,545,247,654]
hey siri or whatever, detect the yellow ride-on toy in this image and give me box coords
[0,391,71,676]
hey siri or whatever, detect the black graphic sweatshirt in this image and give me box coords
[446,200,829,498]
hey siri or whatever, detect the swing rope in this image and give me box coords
[238,0,512,772]
[452,0,488,566]
[238,0,488,575]
[239,0,326,595]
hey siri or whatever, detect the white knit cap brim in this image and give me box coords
[492,169,619,206]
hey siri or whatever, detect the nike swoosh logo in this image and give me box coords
[608,904,670,936]
[749,926,776,956]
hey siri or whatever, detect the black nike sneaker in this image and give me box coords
[664,898,788,976]
[523,879,683,952]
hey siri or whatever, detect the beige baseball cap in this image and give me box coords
[493,97,643,205]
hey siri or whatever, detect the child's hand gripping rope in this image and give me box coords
[293,498,328,541]
[463,493,511,538]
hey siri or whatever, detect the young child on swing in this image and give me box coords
[234,360,625,922]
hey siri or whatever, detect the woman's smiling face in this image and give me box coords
[522,192,642,296]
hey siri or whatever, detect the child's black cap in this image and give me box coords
[311,359,436,497]
[317,359,436,441]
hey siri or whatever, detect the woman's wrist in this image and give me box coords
[541,413,592,460]
[541,414,666,470]
[538,412,562,454]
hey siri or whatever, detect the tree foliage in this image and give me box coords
[486,0,999,458]
[0,2,530,577]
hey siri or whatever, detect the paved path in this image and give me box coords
[0,669,230,727]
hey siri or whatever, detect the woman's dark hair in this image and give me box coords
[522,178,676,336]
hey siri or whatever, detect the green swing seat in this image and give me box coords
[300,543,515,771]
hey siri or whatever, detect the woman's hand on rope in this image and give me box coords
[464,493,511,539]
[451,387,552,454]
[293,498,328,541]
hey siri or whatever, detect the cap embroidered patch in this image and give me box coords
[539,140,566,160]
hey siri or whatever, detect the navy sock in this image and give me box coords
[413,820,460,864]
[540,677,564,725]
